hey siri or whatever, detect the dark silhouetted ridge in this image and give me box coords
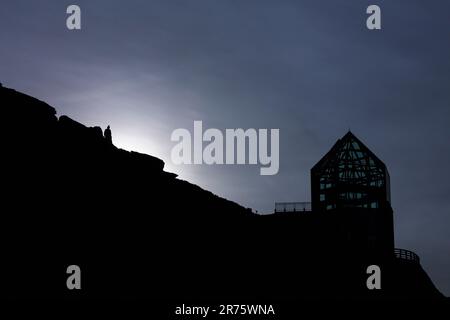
[0,85,446,305]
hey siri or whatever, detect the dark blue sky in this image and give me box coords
[1,0,449,295]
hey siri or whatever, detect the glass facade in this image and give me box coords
[311,132,391,211]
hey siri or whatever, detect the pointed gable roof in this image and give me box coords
[311,131,387,174]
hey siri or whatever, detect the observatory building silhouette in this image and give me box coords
[275,132,419,263]
[311,131,395,256]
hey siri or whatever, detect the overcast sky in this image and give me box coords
[1,0,449,295]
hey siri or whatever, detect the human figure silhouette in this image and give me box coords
[104,125,112,144]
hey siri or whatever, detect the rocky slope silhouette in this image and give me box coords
[0,84,446,305]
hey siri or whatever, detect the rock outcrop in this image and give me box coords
[0,85,445,306]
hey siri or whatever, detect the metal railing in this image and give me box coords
[275,202,312,213]
[394,248,420,263]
